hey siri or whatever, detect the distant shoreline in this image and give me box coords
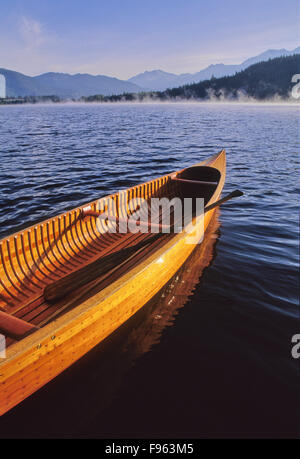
[0,98,299,107]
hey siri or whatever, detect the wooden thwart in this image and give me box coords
[81,206,170,231]
[171,177,218,186]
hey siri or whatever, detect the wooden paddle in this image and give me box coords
[44,233,163,302]
[204,189,243,213]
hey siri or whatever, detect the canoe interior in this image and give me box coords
[0,157,222,345]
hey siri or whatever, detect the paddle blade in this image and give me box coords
[230,189,244,198]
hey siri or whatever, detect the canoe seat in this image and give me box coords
[177,165,221,183]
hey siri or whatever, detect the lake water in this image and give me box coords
[0,103,299,438]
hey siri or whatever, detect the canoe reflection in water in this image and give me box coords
[123,210,220,359]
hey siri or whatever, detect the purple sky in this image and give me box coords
[1,0,299,78]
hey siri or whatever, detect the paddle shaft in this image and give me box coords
[204,190,243,213]
[82,190,243,223]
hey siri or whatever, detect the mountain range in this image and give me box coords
[0,69,142,98]
[82,55,300,103]
[162,54,300,101]
[128,47,300,90]
[0,46,299,98]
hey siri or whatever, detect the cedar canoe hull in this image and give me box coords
[0,150,226,415]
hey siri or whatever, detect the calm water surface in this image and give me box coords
[0,103,299,438]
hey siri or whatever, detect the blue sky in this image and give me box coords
[0,0,299,78]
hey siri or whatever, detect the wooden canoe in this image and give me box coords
[0,149,226,415]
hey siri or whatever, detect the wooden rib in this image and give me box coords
[0,271,19,302]
[11,238,36,294]
[58,217,77,265]
[33,227,59,279]
[52,219,77,268]
[62,215,88,263]
[13,237,40,291]
[4,240,26,293]
[20,233,47,286]
[69,212,97,256]
[0,242,27,299]
[6,239,33,297]
[27,229,55,282]
[71,213,98,257]
[39,224,68,276]
[88,215,109,248]
[84,215,106,249]
[45,222,70,273]
[79,216,101,250]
